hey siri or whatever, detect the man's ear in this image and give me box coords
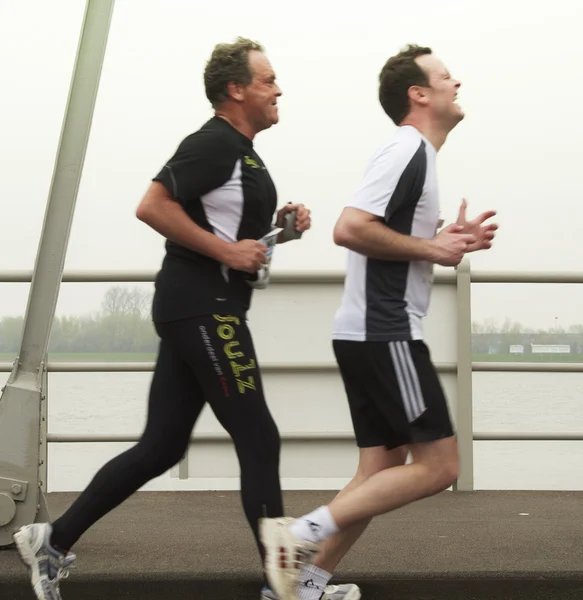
[227,81,245,102]
[408,85,429,107]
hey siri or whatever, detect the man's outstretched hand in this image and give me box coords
[456,198,498,252]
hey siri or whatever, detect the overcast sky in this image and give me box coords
[1,0,583,330]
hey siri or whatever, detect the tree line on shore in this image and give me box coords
[0,286,157,353]
[1,287,582,354]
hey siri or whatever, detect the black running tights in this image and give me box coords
[50,313,284,560]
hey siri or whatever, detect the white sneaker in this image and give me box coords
[320,584,361,600]
[261,583,361,600]
[260,517,320,600]
[13,523,76,600]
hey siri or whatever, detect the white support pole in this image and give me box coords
[0,0,115,547]
[453,257,475,491]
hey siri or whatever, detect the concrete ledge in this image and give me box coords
[2,490,583,599]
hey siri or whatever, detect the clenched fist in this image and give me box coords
[223,240,268,273]
[430,224,476,267]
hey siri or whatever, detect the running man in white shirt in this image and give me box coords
[259,44,498,600]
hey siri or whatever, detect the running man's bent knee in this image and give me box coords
[411,435,459,491]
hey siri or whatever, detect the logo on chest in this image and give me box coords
[244,155,265,170]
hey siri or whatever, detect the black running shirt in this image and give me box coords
[151,117,278,323]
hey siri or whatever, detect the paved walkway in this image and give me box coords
[2,490,583,599]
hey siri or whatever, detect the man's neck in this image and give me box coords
[214,109,256,141]
[399,116,449,152]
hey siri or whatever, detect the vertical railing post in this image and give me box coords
[39,360,48,496]
[453,257,474,491]
[178,452,189,480]
[37,359,50,522]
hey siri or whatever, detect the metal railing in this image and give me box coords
[2,265,583,492]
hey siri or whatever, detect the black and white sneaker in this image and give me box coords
[13,523,76,600]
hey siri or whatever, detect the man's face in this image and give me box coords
[240,50,282,132]
[415,54,463,129]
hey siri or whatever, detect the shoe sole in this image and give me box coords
[13,528,46,600]
[327,588,361,600]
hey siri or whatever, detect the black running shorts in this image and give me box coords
[333,339,455,450]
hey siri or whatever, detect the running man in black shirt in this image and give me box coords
[13,37,359,600]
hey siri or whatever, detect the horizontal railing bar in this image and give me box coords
[47,431,356,443]
[473,362,583,373]
[46,431,583,443]
[4,269,583,284]
[43,361,343,373]
[471,271,583,284]
[0,270,343,284]
[0,270,153,283]
[0,269,457,284]
[0,361,458,374]
[47,361,156,372]
[474,432,583,441]
[4,361,582,374]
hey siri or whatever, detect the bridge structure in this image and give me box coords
[1,2,583,598]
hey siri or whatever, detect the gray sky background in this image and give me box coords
[1,0,583,331]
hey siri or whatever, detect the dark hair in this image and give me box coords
[378,44,433,124]
[203,37,264,107]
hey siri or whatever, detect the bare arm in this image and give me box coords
[333,207,476,266]
[136,182,231,261]
[333,207,438,262]
[136,182,266,272]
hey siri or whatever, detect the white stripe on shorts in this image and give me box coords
[388,341,427,423]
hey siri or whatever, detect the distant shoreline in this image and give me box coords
[472,353,583,363]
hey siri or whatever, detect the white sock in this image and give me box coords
[296,564,332,600]
[289,506,339,544]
